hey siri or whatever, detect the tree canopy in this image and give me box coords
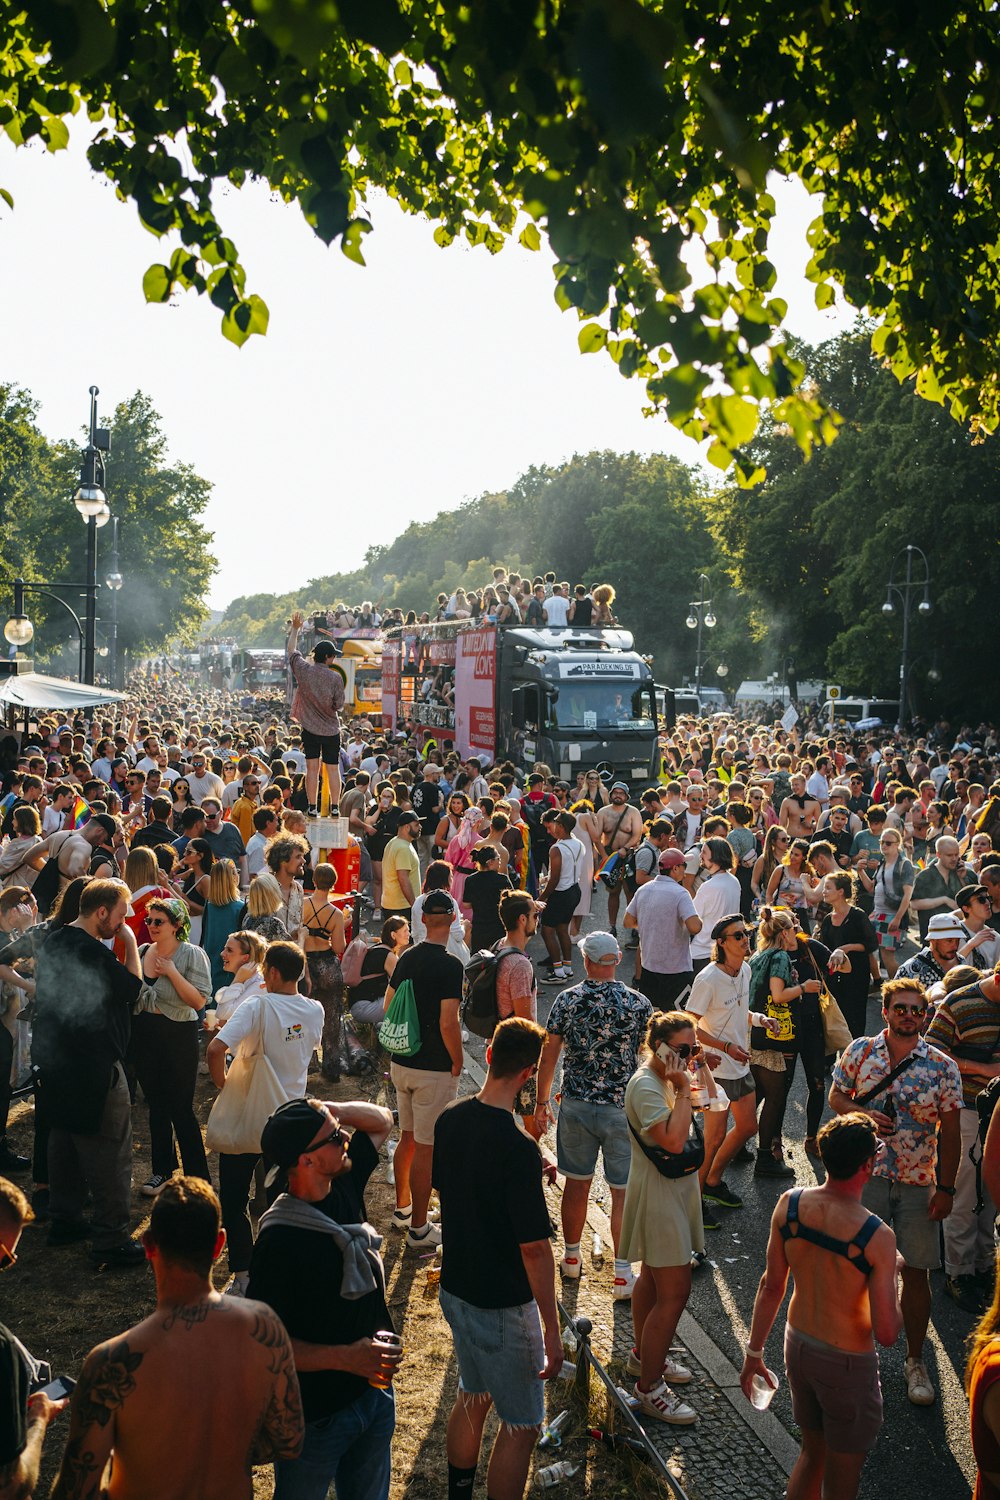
[712,329,1000,716]
[0,385,214,665]
[2,2,998,476]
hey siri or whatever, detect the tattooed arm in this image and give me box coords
[247,1310,304,1465]
[0,1392,65,1500]
[51,1338,143,1500]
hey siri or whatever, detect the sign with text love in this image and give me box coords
[454,626,497,760]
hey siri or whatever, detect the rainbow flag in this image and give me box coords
[71,796,91,829]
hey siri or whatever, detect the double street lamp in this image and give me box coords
[881,544,932,723]
[4,386,116,684]
[685,573,716,699]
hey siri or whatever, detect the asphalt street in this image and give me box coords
[496,884,978,1500]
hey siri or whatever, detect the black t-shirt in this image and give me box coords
[388,941,463,1072]
[411,781,443,834]
[317,1129,379,1225]
[433,1098,552,1308]
[821,908,877,1001]
[247,1208,391,1422]
[463,870,513,951]
[33,926,142,1132]
[0,1322,28,1467]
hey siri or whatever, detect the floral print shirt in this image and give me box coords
[546,978,653,1108]
[832,1031,962,1186]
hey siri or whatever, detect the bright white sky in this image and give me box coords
[0,134,852,610]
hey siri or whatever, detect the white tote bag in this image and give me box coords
[205,1002,288,1156]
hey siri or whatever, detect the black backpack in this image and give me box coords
[462,945,520,1039]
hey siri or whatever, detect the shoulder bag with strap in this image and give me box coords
[849,1036,920,1107]
[205,1001,288,1155]
[627,1113,704,1179]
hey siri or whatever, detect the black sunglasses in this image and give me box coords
[724,929,750,942]
[889,1003,926,1017]
[311,1126,349,1152]
[673,1042,702,1060]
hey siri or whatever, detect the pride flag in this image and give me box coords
[71,796,91,829]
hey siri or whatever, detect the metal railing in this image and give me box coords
[558,1301,690,1499]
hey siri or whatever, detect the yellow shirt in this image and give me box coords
[382,836,420,911]
[229,796,258,846]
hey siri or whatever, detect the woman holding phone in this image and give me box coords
[619,1009,721,1427]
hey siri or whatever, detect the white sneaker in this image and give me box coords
[633,1379,698,1425]
[559,1253,583,1279]
[627,1348,693,1383]
[612,1268,637,1301]
[407,1221,442,1249]
[905,1357,935,1406]
[390,1205,412,1231]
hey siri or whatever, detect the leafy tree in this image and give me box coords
[0,386,214,665]
[1,2,997,473]
[712,330,1000,716]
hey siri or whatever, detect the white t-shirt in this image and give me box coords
[42,805,66,836]
[217,992,323,1100]
[686,963,752,1079]
[187,771,225,805]
[690,870,743,960]
[545,594,570,626]
[805,771,830,809]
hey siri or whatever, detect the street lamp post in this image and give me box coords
[105,517,123,690]
[881,544,932,723]
[4,578,89,678]
[72,385,111,685]
[685,573,716,702]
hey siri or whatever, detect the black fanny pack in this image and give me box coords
[627,1114,705,1179]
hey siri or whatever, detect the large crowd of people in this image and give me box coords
[1,612,1000,1500]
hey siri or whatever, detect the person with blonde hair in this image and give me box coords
[242,872,289,942]
[201,860,245,995]
[123,845,172,945]
[212,928,267,1025]
[592,583,616,625]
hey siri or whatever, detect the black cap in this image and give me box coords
[422,890,455,916]
[261,1098,326,1183]
[89,812,117,838]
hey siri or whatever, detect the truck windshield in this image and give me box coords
[547,682,654,731]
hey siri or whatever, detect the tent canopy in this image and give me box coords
[0,672,125,711]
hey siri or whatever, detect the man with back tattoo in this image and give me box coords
[51,1177,304,1499]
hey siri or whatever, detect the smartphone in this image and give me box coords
[38,1376,76,1400]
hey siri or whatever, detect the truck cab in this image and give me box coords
[497,627,658,785]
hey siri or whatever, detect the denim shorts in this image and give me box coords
[862,1176,939,1269]
[440,1289,545,1428]
[556,1095,631,1188]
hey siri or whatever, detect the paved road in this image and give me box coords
[503,887,977,1500]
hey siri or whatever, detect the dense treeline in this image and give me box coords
[218,451,752,688]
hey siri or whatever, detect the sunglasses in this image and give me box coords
[0,1244,16,1273]
[146,917,172,928]
[673,1042,703,1061]
[311,1126,349,1152]
[724,930,750,942]
[889,1003,926,1017]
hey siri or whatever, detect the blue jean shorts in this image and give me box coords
[862,1176,938,1269]
[440,1290,545,1428]
[556,1095,631,1189]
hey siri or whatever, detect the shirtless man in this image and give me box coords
[740,1114,902,1500]
[779,773,821,839]
[51,1177,303,1500]
[595,782,644,934]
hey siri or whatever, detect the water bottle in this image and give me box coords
[538,1410,571,1449]
[534,1461,580,1488]
[592,1232,604,1266]
[385,1138,398,1185]
[750,1368,779,1409]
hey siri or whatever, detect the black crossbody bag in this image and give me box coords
[627,1114,705,1179]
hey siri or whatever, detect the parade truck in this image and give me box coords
[381,621,659,785]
